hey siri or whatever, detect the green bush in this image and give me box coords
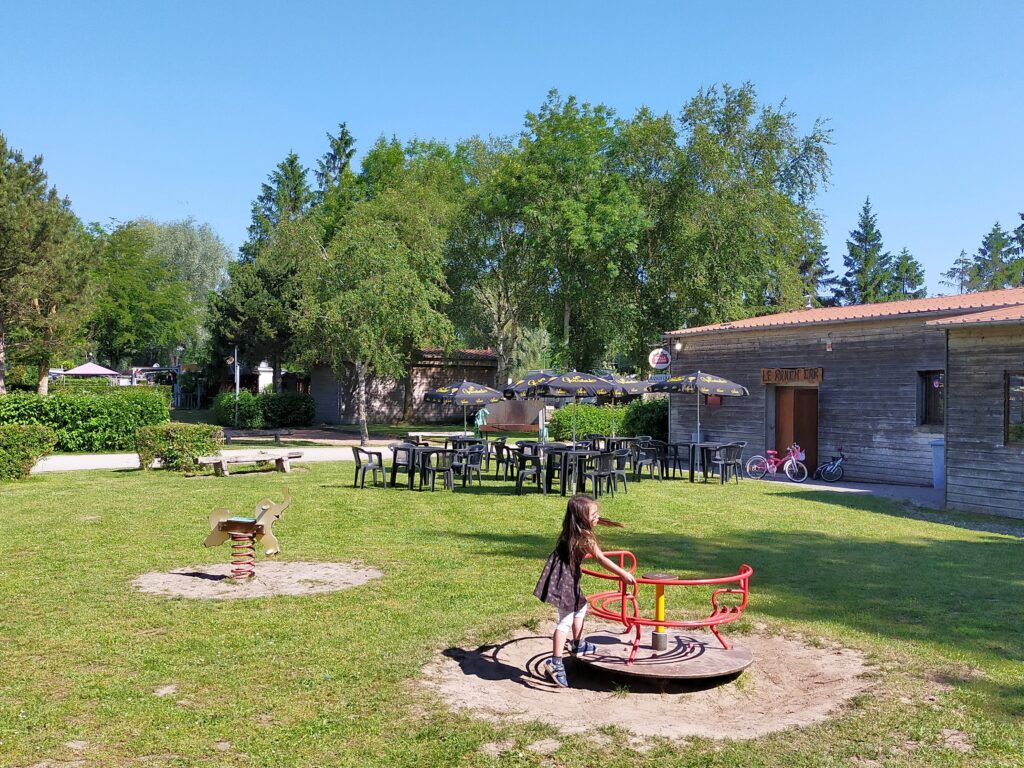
[50,377,116,392]
[621,397,669,442]
[260,392,315,427]
[549,404,626,441]
[0,390,169,451]
[0,424,57,481]
[212,391,265,428]
[136,423,224,472]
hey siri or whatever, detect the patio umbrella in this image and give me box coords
[649,371,749,442]
[607,377,655,438]
[424,380,504,434]
[537,371,615,442]
[503,370,557,399]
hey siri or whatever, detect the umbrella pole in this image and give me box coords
[696,370,702,443]
[463,405,467,436]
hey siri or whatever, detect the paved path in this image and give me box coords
[771,477,945,509]
[32,446,362,473]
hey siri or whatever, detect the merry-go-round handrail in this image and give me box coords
[581,550,753,662]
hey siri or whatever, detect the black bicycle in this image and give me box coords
[813,445,846,482]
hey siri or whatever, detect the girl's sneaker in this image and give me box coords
[570,639,598,656]
[543,657,568,688]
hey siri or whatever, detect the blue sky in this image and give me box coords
[3,0,1021,295]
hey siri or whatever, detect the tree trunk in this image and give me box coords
[355,361,369,446]
[36,350,50,395]
[563,304,571,367]
[272,353,282,393]
[0,323,7,395]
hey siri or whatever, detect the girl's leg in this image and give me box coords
[552,608,575,659]
[570,605,588,645]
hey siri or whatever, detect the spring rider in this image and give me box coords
[203,488,291,579]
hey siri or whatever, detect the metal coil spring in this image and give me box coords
[229,532,256,579]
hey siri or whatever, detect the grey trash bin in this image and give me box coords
[930,438,945,490]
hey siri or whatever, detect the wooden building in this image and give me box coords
[664,288,1024,517]
[310,348,498,425]
[928,305,1024,518]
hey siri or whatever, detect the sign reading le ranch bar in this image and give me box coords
[760,367,824,385]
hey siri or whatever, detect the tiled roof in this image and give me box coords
[927,304,1024,327]
[667,287,1024,337]
[417,348,497,361]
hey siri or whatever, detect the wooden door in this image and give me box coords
[775,387,818,470]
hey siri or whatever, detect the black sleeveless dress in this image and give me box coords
[534,539,586,613]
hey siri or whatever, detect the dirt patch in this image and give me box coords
[132,561,382,600]
[422,622,873,740]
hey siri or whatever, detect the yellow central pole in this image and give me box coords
[655,584,666,633]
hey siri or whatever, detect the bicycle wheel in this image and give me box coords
[784,459,808,483]
[745,456,769,479]
[821,464,844,482]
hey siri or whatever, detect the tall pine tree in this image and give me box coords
[940,249,972,294]
[240,152,312,263]
[968,222,1017,290]
[886,247,927,299]
[837,197,893,305]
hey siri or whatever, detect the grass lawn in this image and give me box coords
[1,466,1022,767]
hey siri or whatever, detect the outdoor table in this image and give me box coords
[689,442,727,483]
[607,436,639,452]
[666,442,691,479]
[560,449,600,495]
[392,444,445,490]
[448,436,483,450]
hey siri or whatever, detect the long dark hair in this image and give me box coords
[558,494,599,566]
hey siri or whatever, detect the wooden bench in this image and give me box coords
[196,451,304,476]
[406,431,473,444]
[223,429,295,445]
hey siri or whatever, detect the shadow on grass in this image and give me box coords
[441,490,1024,663]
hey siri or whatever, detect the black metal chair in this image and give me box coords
[710,442,746,484]
[452,445,485,487]
[611,448,631,494]
[583,452,616,496]
[352,447,386,488]
[633,442,664,482]
[515,453,545,495]
[388,442,417,487]
[420,449,457,491]
[491,438,516,480]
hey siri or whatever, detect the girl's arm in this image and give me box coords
[591,543,637,585]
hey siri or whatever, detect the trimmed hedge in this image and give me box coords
[213,391,265,428]
[621,397,668,442]
[0,390,169,451]
[51,380,173,403]
[548,398,668,442]
[136,423,224,472]
[212,391,316,428]
[549,404,625,441]
[0,424,57,481]
[260,393,316,427]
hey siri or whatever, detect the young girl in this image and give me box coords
[533,494,636,687]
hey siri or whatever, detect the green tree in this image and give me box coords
[209,217,318,391]
[146,217,229,361]
[90,222,195,369]
[512,91,647,371]
[240,152,313,262]
[967,222,1019,290]
[668,83,832,324]
[298,184,453,444]
[838,198,892,304]
[886,247,927,299]
[0,132,94,394]
[941,249,973,294]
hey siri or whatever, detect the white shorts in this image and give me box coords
[556,604,587,633]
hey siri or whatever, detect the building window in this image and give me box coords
[1006,372,1024,445]
[919,371,944,426]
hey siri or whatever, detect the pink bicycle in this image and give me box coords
[744,443,808,482]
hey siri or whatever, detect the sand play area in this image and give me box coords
[422,622,874,740]
[132,561,383,599]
